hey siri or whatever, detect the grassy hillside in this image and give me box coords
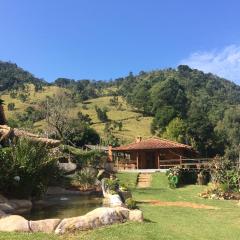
[1,84,153,143]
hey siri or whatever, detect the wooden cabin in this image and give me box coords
[110,137,204,170]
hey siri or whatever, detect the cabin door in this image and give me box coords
[146,152,156,169]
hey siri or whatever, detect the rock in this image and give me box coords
[0,194,8,203]
[58,162,77,173]
[0,210,6,218]
[9,199,32,214]
[0,202,15,213]
[129,209,143,222]
[109,194,124,207]
[55,207,129,234]
[119,190,132,202]
[30,219,61,233]
[0,215,30,232]
[0,195,32,214]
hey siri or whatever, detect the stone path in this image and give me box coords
[137,173,152,188]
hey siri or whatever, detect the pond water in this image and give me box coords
[23,195,103,220]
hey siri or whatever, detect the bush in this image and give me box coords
[125,198,137,209]
[166,167,181,188]
[7,103,15,111]
[210,156,239,191]
[104,178,119,192]
[0,138,59,199]
[74,167,97,190]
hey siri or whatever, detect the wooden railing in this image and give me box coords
[115,158,212,170]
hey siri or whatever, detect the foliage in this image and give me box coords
[0,61,46,91]
[166,167,181,188]
[0,138,58,198]
[74,167,97,190]
[62,145,106,168]
[118,65,240,157]
[125,198,137,209]
[209,156,239,191]
[162,117,187,143]
[7,103,15,111]
[77,111,92,125]
[95,106,108,122]
[104,178,119,192]
[65,119,100,147]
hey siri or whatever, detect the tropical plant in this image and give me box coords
[125,198,137,209]
[0,138,59,198]
[74,167,97,190]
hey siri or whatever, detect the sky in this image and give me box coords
[0,0,240,84]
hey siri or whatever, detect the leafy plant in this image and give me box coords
[125,198,137,209]
[74,167,97,190]
[0,138,59,199]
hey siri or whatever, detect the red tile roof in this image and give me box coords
[112,137,193,151]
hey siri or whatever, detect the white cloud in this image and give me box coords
[180,45,240,84]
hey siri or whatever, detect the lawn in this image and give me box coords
[1,173,239,240]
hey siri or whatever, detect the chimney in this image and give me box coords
[135,136,142,143]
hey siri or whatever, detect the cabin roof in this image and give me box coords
[112,137,193,152]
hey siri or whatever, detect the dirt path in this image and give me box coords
[140,200,219,210]
[137,173,152,188]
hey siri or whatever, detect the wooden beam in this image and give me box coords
[157,151,160,169]
[136,152,139,169]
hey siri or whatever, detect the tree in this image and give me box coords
[66,120,100,147]
[77,111,92,125]
[215,106,240,160]
[45,93,73,140]
[95,106,108,122]
[7,103,15,111]
[162,118,187,143]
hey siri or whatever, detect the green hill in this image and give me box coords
[1,61,240,158]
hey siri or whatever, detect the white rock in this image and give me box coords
[109,194,124,207]
[0,215,30,232]
[30,219,61,233]
[129,209,143,222]
[55,207,129,234]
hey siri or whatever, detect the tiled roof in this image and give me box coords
[112,137,193,151]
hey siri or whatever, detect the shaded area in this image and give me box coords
[23,195,102,220]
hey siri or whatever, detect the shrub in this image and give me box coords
[74,167,97,190]
[0,138,59,199]
[104,178,119,192]
[210,156,239,191]
[166,166,181,188]
[7,103,15,111]
[125,198,137,209]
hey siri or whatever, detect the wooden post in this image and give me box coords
[157,152,160,169]
[136,152,139,169]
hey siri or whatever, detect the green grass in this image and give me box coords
[1,173,239,240]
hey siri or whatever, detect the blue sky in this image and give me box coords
[0,0,240,83]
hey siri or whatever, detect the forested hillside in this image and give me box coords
[0,61,240,159]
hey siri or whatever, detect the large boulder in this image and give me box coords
[55,207,129,234]
[0,215,30,232]
[30,219,61,233]
[129,209,143,222]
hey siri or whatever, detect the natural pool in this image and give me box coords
[23,195,103,220]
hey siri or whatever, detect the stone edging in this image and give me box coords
[0,206,143,234]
